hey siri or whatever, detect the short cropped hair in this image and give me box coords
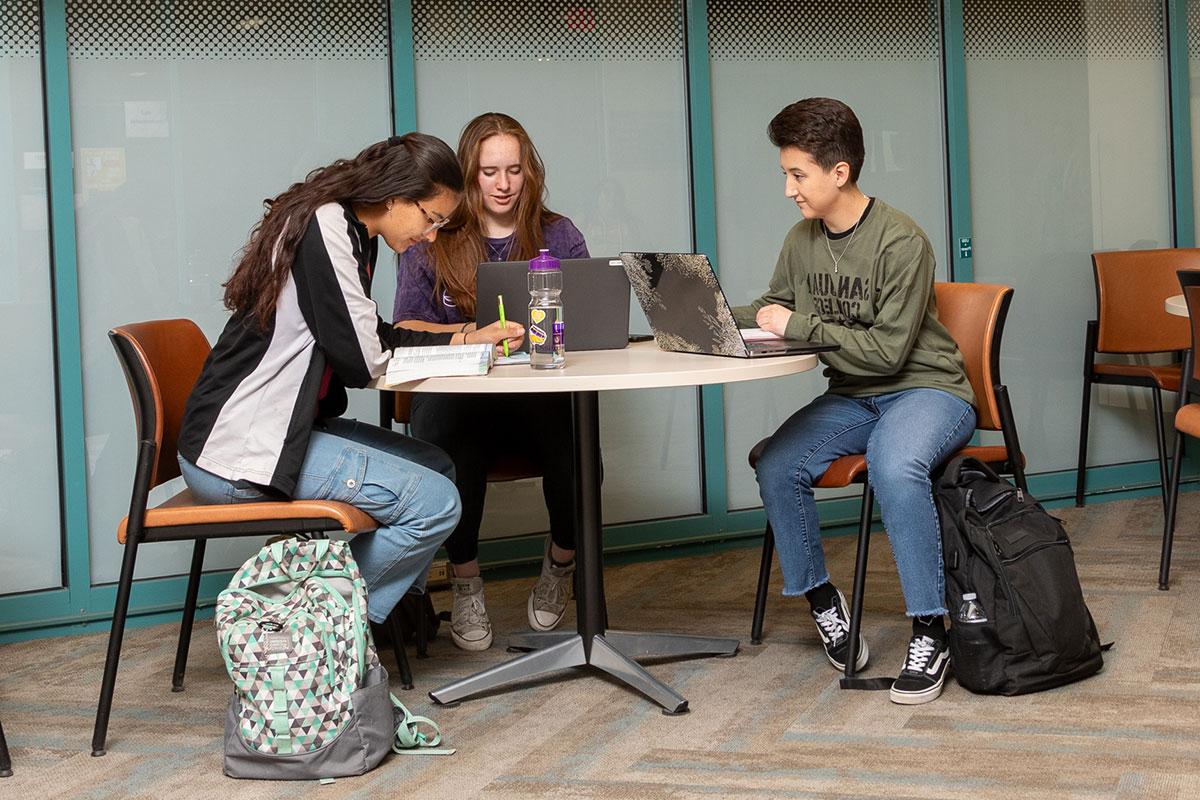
[768,98,865,183]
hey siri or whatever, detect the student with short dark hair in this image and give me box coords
[732,98,976,704]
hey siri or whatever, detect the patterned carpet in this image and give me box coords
[3,491,1200,799]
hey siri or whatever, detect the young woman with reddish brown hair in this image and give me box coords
[393,113,588,651]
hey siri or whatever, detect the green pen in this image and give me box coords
[497,294,510,357]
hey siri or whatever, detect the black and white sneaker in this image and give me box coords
[889,634,951,705]
[810,588,869,672]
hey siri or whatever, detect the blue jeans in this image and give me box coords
[178,417,461,624]
[755,388,976,617]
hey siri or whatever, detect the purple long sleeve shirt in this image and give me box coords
[393,216,589,324]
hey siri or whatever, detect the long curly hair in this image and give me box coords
[428,113,562,320]
[224,133,464,329]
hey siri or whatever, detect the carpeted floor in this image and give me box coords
[3,491,1200,799]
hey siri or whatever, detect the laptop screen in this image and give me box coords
[620,252,748,356]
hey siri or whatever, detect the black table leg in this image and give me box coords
[429,390,739,713]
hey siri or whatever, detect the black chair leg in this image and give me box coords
[1076,375,1094,507]
[416,594,432,659]
[387,611,414,690]
[0,715,12,777]
[1152,388,1170,512]
[1160,430,1186,590]
[843,487,874,681]
[750,524,775,645]
[171,540,207,692]
[91,538,142,757]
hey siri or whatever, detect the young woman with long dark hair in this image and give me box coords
[393,114,588,651]
[177,133,523,626]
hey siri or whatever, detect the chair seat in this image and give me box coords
[814,455,868,489]
[1093,361,1182,391]
[1176,403,1200,438]
[487,454,542,483]
[118,488,378,543]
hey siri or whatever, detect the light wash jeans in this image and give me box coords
[755,388,976,617]
[178,417,461,623]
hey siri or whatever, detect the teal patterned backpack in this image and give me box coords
[216,538,448,779]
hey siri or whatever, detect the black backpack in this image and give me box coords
[935,456,1106,695]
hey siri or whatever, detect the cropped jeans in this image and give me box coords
[755,388,975,617]
[178,417,461,624]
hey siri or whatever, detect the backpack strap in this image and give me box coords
[391,694,455,755]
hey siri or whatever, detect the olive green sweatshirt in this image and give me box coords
[731,199,975,407]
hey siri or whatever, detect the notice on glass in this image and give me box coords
[80,148,126,192]
[125,100,169,138]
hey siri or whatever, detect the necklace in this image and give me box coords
[485,234,515,262]
[823,220,861,274]
[822,201,870,274]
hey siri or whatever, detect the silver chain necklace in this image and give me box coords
[823,219,862,274]
[485,234,515,262]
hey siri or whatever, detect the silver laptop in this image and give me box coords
[475,257,631,351]
[618,252,839,358]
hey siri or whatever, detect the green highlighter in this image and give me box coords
[497,294,510,357]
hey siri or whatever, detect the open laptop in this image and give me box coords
[475,257,631,351]
[618,252,839,358]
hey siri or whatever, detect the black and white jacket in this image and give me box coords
[178,202,450,496]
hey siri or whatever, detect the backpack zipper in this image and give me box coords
[999,538,1069,565]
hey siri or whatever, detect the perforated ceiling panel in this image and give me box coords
[412,0,683,61]
[65,0,387,60]
[965,0,1163,59]
[1,0,39,58]
[707,0,938,61]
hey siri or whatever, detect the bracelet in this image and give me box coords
[460,322,470,332]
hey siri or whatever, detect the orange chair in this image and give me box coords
[1075,249,1199,507]
[748,283,1027,682]
[92,320,408,756]
[1159,270,1200,589]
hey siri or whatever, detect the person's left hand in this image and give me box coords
[755,304,793,337]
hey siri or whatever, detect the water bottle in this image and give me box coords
[528,249,565,369]
[956,592,988,624]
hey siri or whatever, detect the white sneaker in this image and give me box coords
[450,576,493,651]
[527,545,574,632]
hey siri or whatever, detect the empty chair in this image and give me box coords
[1075,249,1199,507]
[748,282,1027,682]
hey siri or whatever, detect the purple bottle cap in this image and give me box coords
[529,248,560,271]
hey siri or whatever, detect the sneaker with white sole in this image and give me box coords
[450,576,493,651]
[810,587,869,672]
[889,633,951,705]
[527,546,574,632]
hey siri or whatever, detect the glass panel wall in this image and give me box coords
[708,0,949,509]
[67,0,395,583]
[412,0,701,536]
[965,0,1171,473]
[0,0,64,594]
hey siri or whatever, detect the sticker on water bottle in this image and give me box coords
[529,324,547,345]
[553,320,564,348]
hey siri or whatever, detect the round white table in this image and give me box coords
[375,342,818,713]
[1167,294,1188,317]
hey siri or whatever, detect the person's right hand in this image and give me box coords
[468,319,524,356]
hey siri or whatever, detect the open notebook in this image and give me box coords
[384,344,493,384]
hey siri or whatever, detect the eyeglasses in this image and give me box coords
[415,200,451,235]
